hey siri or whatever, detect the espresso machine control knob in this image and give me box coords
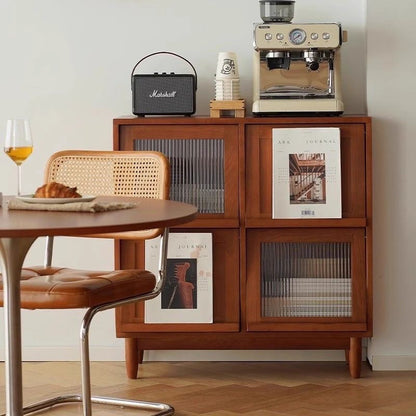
[307,61,320,71]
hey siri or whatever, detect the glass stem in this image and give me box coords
[17,165,22,196]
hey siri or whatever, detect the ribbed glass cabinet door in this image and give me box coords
[134,139,224,214]
[261,242,351,318]
[246,228,367,331]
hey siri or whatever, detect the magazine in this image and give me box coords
[144,232,213,323]
[272,127,342,219]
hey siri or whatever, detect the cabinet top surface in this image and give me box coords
[114,115,371,126]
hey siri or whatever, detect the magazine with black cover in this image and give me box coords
[272,127,342,219]
[144,232,213,323]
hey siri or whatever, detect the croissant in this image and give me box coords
[34,182,81,198]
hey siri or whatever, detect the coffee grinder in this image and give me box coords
[252,1,347,115]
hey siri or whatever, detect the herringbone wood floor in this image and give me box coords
[0,361,415,415]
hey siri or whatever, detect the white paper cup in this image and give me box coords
[216,52,239,79]
[215,78,240,100]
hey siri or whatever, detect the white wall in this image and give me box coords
[0,0,380,363]
[366,0,416,370]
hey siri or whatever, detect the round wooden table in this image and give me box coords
[0,196,197,416]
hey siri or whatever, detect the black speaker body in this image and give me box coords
[132,73,196,116]
[131,52,197,117]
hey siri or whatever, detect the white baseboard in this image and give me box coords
[2,348,412,370]
[32,347,125,362]
[369,354,416,371]
[0,347,355,362]
[0,347,125,362]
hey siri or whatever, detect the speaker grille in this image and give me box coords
[133,74,196,115]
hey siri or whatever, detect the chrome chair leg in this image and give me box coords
[79,304,174,416]
[11,302,175,416]
[20,394,174,415]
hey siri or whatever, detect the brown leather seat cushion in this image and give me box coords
[0,266,156,309]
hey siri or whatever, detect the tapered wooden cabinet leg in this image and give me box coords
[125,338,139,379]
[348,337,362,378]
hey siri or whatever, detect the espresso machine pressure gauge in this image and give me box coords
[289,28,307,45]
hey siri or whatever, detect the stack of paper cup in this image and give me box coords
[215,52,240,101]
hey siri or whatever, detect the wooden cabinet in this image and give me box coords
[113,115,372,379]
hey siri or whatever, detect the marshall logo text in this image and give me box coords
[149,90,177,98]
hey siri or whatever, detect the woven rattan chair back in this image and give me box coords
[44,150,170,240]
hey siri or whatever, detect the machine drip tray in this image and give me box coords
[252,111,344,117]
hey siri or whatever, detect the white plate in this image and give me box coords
[17,195,96,204]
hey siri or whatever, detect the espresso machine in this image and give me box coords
[253,1,347,115]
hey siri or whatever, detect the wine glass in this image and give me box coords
[4,119,33,196]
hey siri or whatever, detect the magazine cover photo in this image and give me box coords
[289,152,326,205]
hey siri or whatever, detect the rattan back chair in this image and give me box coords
[0,150,174,416]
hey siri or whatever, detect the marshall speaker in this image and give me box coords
[131,51,197,116]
